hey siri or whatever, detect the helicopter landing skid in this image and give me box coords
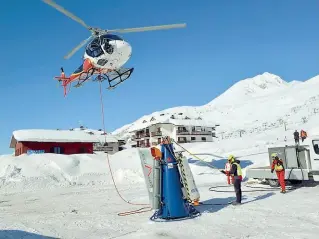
[74,77,91,88]
[93,67,134,89]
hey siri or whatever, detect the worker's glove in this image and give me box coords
[271,169,274,173]
[220,170,226,175]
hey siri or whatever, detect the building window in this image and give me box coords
[50,146,64,154]
[191,137,196,141]
[146,139,150,147]
[201,137,206,141]
[178,137,187,143]
[79,147,86,153]
[313,140,319,155]
[158,138,161,144]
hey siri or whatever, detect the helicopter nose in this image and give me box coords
[116,40,132,65]
[118,40,132,57]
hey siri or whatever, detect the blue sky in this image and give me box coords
[0,0,318,154]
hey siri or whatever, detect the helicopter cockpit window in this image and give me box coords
[86,38,104,58]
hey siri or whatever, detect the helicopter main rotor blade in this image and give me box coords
[64,35,93,59]
[42,0,90,30]
[107,23,186,34]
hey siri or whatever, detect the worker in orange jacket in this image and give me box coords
[271,153,286,193]
[225,159,233,185]
[300,130,307,142]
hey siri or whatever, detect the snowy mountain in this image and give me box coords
[2,72,319,238]
[208,72,288,106]
[112,72,319,141]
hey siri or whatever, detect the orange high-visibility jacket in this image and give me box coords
[301,130,307,138]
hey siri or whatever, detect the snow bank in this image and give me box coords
[12,129,100,143]
[0,137,270,194]
[0,149,145,193]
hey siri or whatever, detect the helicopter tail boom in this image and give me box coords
[54,67,72,97]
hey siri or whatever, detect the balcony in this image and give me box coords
[176,130,190,135]
[191,131,212,135]
[151,131,162,137]
[176,130,212,135]
[133,132,150,139]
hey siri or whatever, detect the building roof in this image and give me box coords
[9,129,119,148]
[71,128,120,142]
[129,117,216,132]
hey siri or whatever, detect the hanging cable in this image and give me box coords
[98,78,152,216]
[98,79,107,143]
[172,139,302,195]
[172,139,222,171]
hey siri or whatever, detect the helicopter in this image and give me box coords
[42,0,186,96]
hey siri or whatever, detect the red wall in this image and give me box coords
[15,141,94,156]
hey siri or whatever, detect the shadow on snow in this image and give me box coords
[196,192,275,214]
[188,157,253,169]
[0,230,58,239]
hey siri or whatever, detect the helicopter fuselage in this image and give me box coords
[83,34,132,70]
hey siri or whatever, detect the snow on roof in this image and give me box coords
[71,128,120,142]
[10,129,119,148]
[129,116,216,132]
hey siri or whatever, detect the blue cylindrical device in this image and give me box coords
[158,142,191,219]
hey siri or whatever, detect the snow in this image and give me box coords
[128,117,216,132]
[112,72,319,142]
[11,129,100,143]
[1,71,319,238]
[10,129,119,148]
[0,141,319,238]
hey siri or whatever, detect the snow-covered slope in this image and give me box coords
[112,72,319,141]
[208,72,288,106]
[1,72,319,238]
[0,136,319,238]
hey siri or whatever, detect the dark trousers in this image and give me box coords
[234,179,242,203]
